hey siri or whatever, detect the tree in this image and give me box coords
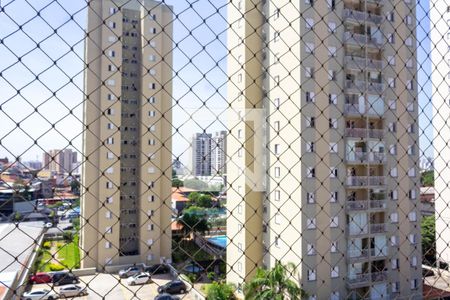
[172,178,184,188]
[188,192,213,208]
[422,215,436,263]
[421,170,434,187]
[178,206,209,236]
[206,282,236,300]
[70,180,80,195]
[183,179,209,190]
[244,261,307,300]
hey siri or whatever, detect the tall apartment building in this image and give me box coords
[80,0,173,269]
[227,0,421,299]
[211,130,227,176]
[431,1,450,268]
[192,133,212,176]
[43,149,78,173]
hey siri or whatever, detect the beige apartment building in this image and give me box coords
[43,149,78,174]
[227,0,421,299]
[80,0,173,269]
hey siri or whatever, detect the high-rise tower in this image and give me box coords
[227,0,421,298]
[81,0,173,269]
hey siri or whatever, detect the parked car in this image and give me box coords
[22,289,57,300]
[126,272,151,285]
[119,266,141,278]
[181,263,204,274]
[157,280,187,294]
[52,272,79,286]
[144,264,170,275]
[29,272,52,284]
[58,284,88,297]
[154,293,180,300]
[61,225,73,231]
[44,222,53,228]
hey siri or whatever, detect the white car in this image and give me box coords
[22,289,58,300]
[44,223,53,228]
[59,284,88,297]
[126,272,151,285]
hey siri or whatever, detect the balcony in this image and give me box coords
[366,0,384,5]
[346,200,387,211]
[346,176,386,187]
[347,223,387,237]
[347,247,387,263]
[345,128,384,139]
[346,151,386,164]
[343,9,384,25]
[345,80,385,94]
[347,271,388,288]
[344,56,384,71]
[344,32,383,48]
[344,102,385,117]
[370,223,386,234]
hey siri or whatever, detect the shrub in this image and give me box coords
[205,282,236,300]
[207,272,216,281]
[63,231,74,242]
[42,241,52,249]
[49,263,65,271]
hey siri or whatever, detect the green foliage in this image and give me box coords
[70,180,80,194]
[186,273,198,283]
[48,202,64,209]
[42,241,52,249]
[172,178,184,188]
[245,262,307,300]
[58,234,81,269]
[205,282,236,300]
[421,170,434,187]
[422,216,436,263]
[49,263,65,271]
[13,211,21,221]
[188,192,213,208]
[183,179,209,190]
[171,240,213,263]
[63,231,74,242]
[207,272,216,281]
[179,206,210,235]
[72,218,80,231]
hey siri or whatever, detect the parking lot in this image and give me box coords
[28,273,195,300]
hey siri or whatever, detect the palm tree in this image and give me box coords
[244,261,307,300]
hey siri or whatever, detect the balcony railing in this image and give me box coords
[346,176,386,187]
[347,247,387,262]
[347,223,386,236]
[347,271,388,287]
[346,200,387,211]
[346,151,386,163]
[345,80,385,94]
[343,9,384,25]
[344,32,383,48]
[370,223,386,234]
[344,56,384,70]
[344,103,385,117]
[345,127,384,139]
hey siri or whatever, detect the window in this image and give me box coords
[307,269,316,281]
[306,43,315,54]
[106,152,114,160]
[107,123,114,130]
[305,67,314,78]
[108,21,116,29]
[391,235,398,246]
[331,292,339,300]
[330,143,338,153]
[108,50,115,57]
[105,226,112,234]
[408,168,416,177]
[409,211,417,222]
[274,97,280,108]
[390,212,398,223]
[106,181,113,189]
[274,214,281,225]
[391,189,398,200]
[390,167,398,177]
[109,7,117,15]
[105,242,111,249]
[238,243,243,253]
[387,56,396,66]
[406,58,413,68]
[148,167,155,174]
[106,197,113,204]
[330,191,338,203]
[329,94,337,104]
[409,189,417,199]
[409,234,417,244]
[150,27,157,34]
[307,117,315,128]
[407,80,414,90]
[106,79,115,86]
[307,192,315,204]
[107,94,115,101]
[307,167,315,178]
[305,18,314,30]
[329,118,337,129]
[327,0,335,10]
[331,241,338,253]
[391,258,399,269]
[388,122,397,132]
[237,204,242,214]
[411,256,418,267]
[274,8,280,20]
[405,15,412,25]
[392,282,400,293]
[275,190,281,201]
[106,137,114,145]
[410,279,418,290]
[387,11,395,22]
[105,211,112,219]
[274,144,281,155]
[330,216,338,228]
[328,22,336,33]
[331,266,339,278]
[307,218,316,229]
[273,31,280,42]
[307,142,315,152]
[274,167,281,178]
[149,69,156,76]
[238,129,243,139]
[388,78,396,88]
[274,121,280,131]
[149,111,156,117]
[328,46,337,57]
[407,102,414,112]
[237,73,242,83]
[149,55,156,62]
[306,92,315,103]
[390,145,397,155]
[328,70,336,81]
[307,243,316,255]
[405,37,413,46]
[389,99,397,110]
[330,168,338,178]
[388,33,395,44]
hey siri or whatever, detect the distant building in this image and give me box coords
[24,161,43,170]
[211,131,227,176]
[420,187,435,217]
[192,133,212,176]
[43,149,78,174]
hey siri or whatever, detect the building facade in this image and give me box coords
[43,149,77,174]
[431,0,450,269]
[80,0,173,269]
[211,130,227,176]
[227,0,421,299]
[192,133,212,176]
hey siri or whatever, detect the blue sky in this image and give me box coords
[0,0,434,166]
